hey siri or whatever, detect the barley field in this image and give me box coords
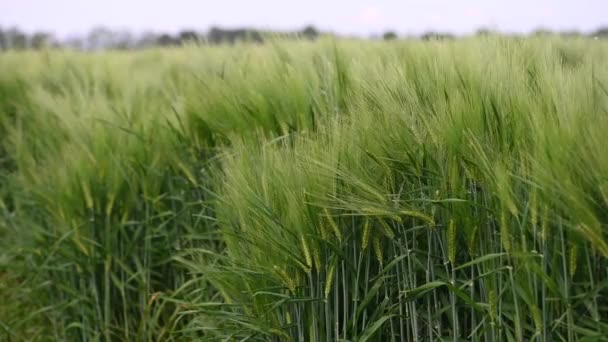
[1,37,608,341]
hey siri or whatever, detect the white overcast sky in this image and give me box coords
[1,0,606,37]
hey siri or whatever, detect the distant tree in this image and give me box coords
[301,25,319,40]
[475,28,495,36]
[157,34,178,46]
[382,31,398,40]
[3,28,28,49]
[31,32,52,49]
[420,31,454,41]
[207,27,262,44]
[207,27,224,44]
[246,30,264,43]
[178,30,200,44]
[592,27,608,38]
[0,28,6,50]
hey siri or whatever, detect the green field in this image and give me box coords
[1,37,608,341]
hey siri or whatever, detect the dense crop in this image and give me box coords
[1,37,608,341]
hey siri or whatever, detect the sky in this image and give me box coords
[1,0,606,38]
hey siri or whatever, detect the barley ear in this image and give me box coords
[447,219,456,264]
[379,219,395,239]
[324,208,342,243]
[500,209,511,252]
[373,236,383,266]
[274,266,296,294]
[569,244,578,278]
[361,218,371,251]
[324,261,336,299]
[312,241,322,273]
[300,234,312,273]
[541,205,549,242]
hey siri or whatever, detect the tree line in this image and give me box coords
[1,25,607,50]
[0,26,321,50]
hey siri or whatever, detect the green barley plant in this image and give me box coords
[1,36,608,341]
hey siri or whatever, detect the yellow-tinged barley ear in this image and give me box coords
[312,241,322,272]
[269,329,291,341]
[176,160,197,185]
[373,236,383,266]
[106,193,116,216]
[300,234,312,273]
[577,224,608,257]
[361,218,371,251]
[323,208,342,243]
[468,225,478,256]
[400,209,435,228]
[447,219,456,264]
[541,205,549,242]
[489,289,497,324]
[81,180,93,210]
[324,261,336,299]
[274,266,296,294]
[379,219,395,239]
[318,215,329,240]
[390,214,403,223]
[295,259,311,274]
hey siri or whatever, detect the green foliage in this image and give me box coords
[1,37,608,341]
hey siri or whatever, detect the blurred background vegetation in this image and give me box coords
[0,25,608,50]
